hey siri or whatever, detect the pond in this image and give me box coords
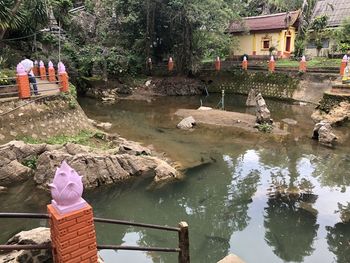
[1,94,350,263]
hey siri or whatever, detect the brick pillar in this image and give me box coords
[33,61,39,76]
[40,60,47,80]
[242,56,248,71]
[59,72,69,92]
[48,61,56,82]
[215,57,221,71]
[47,160,98,263]
[48,204,98,263]
[268,56,275,73]
[168,57,174,72]
[299,55,307,72]
[340,55,348,76]
[16,63,31,99]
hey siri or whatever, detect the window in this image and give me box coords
[263,40,270,49]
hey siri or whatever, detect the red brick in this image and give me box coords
[80,259,90,263]
[68,221,90,233]
[66,256,81,263]
[77,225,94,236]
[59,243,79,255]
[56,231,77,242]
[81,250,98,260]
[90,255,98,262]
[87,231,95,239]
[79,238,95,248]
[61,254,71,261]
[70,246,89,258]
[56,218,77,230]
[88,243,97,250]
[69,233,89,245]
[76,214,93,223]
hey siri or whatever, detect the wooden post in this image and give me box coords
[178,221,190,263]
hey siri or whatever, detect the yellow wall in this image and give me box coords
[232,27,296,57]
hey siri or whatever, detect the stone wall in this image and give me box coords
[0,95,94,144]
[200,70,335,103]
[202,71,299,100]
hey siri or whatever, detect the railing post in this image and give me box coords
[16,63,31,99]
[47,161,98,263]
[58,62,69,92]
[40,60,47,80]
[48,61,56,82]
[178,221,190,263]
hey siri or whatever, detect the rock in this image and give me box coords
[177,116,196,130]
[154,161,178,182]
[246,88,257,107]
[217,254,246,263]
[117,139,151,156]
[145,80,152,87]
[312,121,337,147]
[312,102,350,125]
[0,158,33,185]
[282,118,298,125]
[96,122,112,130]
[0,227,52,263]
[0,185,7,192]
[197,106,212,111]
[255,93,272,124]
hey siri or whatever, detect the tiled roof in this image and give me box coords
[228,11,300,33]
[312,0,350,27]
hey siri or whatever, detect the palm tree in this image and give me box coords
[0,0,25,40]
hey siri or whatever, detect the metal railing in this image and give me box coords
[0,212,190,263]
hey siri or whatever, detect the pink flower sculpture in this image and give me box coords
[39,60,44,67]
[270,56,275,62]
[34,60,38,65]
[301,55,306,62]
[48,61,54,68]
[49,161,87,214]
[16,63,26,75]
[58,62,66,74]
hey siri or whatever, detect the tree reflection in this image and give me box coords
[264,194,319,262]
[326,222,350,263]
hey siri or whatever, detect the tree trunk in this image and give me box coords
[0,0,24,40]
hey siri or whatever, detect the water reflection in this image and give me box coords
[326,222,350,263]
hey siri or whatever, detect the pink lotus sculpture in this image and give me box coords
[39,60,44,67]
[16,63,26,75]
[34,60,38,65]
[48,61,54,68]
[49,161,87,214]
[58,62,66,74]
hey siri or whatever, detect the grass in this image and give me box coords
[276,57,341,68]
[20,130,111,149]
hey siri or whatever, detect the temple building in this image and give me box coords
[306,0,350,57]
[228,11,300,59]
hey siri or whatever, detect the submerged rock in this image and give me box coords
[96,122,112,130]
[282,118,298,125]
[217,254,245,263]
[312,121,337,147]
[177,116,196,130]
[246,88,257,107]
[255,93,272,124]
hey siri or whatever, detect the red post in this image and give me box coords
[48,61,56,82]
[33,61,39,76]
[39,61,47,80]
[215,57,221,71]
[58,62,69,92]
[168,57,174,72]
[59,72,69,92]
[268,56,275,73]
[340,55,348,76]
[16,63,31,99]
[242,56,248,71]
[299,55,307,72]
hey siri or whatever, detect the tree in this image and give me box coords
[0,0,25,40]
[310,15,329,56]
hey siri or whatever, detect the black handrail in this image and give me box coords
[0,212,190,262]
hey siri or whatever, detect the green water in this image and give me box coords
[1,94,350,263]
